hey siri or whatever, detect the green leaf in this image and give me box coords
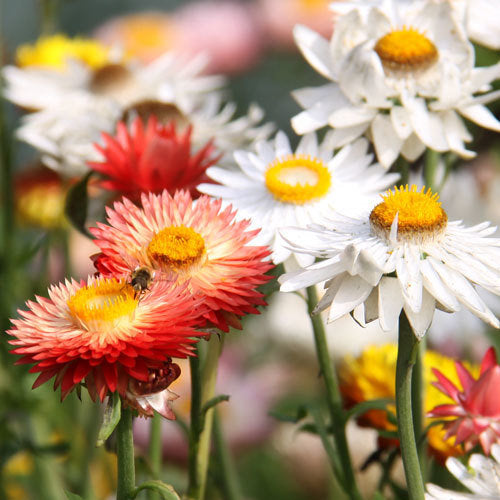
[268,405,308,424]
[258,263,284,298]
[308,406,344,490]
[345,398,394,422]
[131,480,181,500]
[96,392,121,447]
[64,171,93,238]
[372,491,386,500]
[201,394,230,416]
[65,492,84,500]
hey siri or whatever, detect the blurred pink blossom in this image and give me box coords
[173,1,264,74]
[257,0,334,48]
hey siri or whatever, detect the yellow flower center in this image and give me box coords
[16,34,111,70]
[265,155,331,204]
[147,226,206,271]
[67,278,137,333]
[374,27,438,72]
[369,185,447,243]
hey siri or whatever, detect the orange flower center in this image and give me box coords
[374,27,438,72]
[265,154,331,204]
[369,185,447,243]
[147,225,206,271]
[67,278,137,334]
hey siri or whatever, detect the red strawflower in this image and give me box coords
[8,276,207,403]
[90,190,273,332]
[428,347,500,455]
[89,116,220,201]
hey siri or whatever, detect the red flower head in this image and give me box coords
[90,190,273,332]
[428,347,500,455]
[89,116,220,201]
[8,276,207,403]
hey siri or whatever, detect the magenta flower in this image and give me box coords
[428,347,500,455]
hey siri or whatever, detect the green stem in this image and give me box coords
[148,413,163,500]
[187,352,203,499]
[306,286,362,500]
[116,405,136,500]
[396,314,425,500]
[423,150,440,192]
[412,338,426,480]
[186,337,223,500]
[197,336,223,500]
[395,156,410,187]
[213,410,244,500]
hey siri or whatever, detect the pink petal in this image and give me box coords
[431,368,461,402]
[455,361,476,393]
[480,346,498,375]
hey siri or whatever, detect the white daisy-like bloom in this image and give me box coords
[279,184,500,338]
[292,0,500,169]
[426,444,500,499]
[7,51,273,175]
[330,0,500,51]
[16,93,122,177]
[198,131,399,265]
[3,52,224,113]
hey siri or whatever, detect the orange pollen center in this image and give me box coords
[369,185,447,243]
[67,278,137,333]
[374,27,438,72]
[147,225,205,270]
[265,154,331,204]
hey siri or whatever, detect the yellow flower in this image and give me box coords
[339,344,479,461]
[16,34,111,70]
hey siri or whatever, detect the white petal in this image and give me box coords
[396,245,423,314]
[371,113,404,169]
[403,288,435,339]
[403,97,449,152]
[420,259,460,313]
[459,104,500,132]
[328,106,376,128]
[400,134,426,162]
[341,244,384,286]
[391,106,413,140]
[293,25,334,80]
[279,261,344,292]
[327,275,374,323]
[378,277,404,331]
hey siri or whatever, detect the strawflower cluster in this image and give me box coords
[8,189,273,415]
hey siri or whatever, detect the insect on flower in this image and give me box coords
[129,266,156,299]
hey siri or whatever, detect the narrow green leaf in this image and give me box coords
[64,171,93,238]
[268,405,308,424]
[201,394,230,416]
[308,406,345,490]
[131,480,181,500]
[96,392,121,447]
[345,398,394,422]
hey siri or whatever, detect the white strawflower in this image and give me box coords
[199,131,398,265]
[279,184,500,338]
[293,0,500,168]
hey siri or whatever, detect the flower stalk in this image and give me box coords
[306,286,362,500]
[116,404,136,500]
[187,335,224,500]
[148,413,163,500]
[396,313,425,500]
